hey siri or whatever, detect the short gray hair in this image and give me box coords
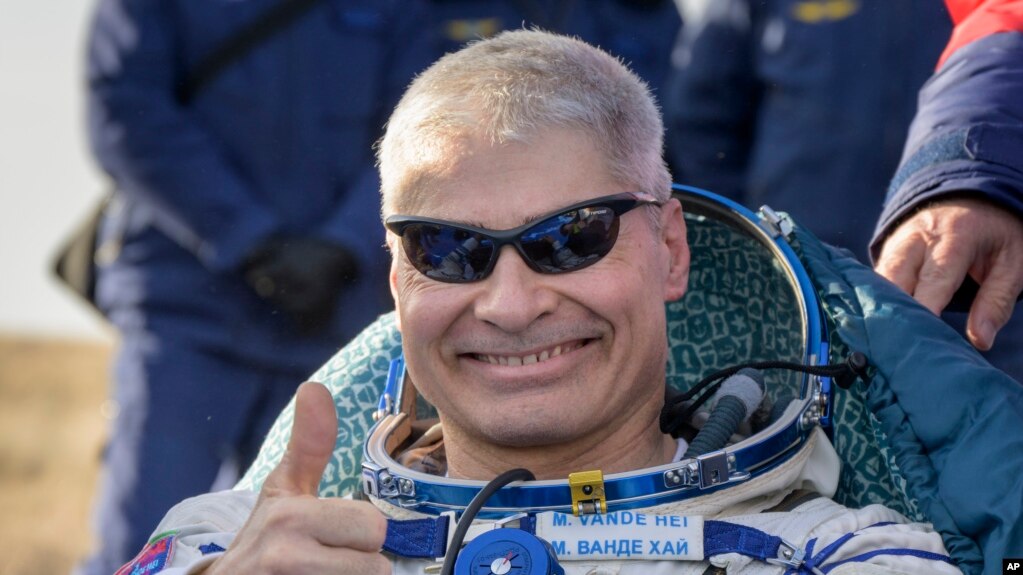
[378,29,671,216]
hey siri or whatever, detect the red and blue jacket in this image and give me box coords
[871,0,1023,255]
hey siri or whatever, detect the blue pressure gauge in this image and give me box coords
[455,529,564,575]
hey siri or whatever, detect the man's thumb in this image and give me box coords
[263,381,338,496]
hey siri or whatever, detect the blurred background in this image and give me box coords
[1,2,1002,574]
[0,2,113,574]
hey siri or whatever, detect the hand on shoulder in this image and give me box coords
[875,197,1023,350]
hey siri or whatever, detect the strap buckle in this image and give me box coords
[765,538,823,574]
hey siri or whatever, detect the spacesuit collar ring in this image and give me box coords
[361,357,828,517]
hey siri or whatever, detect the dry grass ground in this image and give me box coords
[0,334,111,575]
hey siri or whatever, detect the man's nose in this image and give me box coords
[473,245,558,332]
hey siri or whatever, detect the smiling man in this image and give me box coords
[384,127,687,480]
[118,30,961,575]
[373,28,690,485]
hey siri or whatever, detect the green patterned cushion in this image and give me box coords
[668,214,804,401]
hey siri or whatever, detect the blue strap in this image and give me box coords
[784,522,954,575]
[383,516,787,562]
[818,548,955,573]
[789,538,819,575]
[382,516,450,559]
[382,515,952,573]
[704,520,784,561]
[887,128,969,200]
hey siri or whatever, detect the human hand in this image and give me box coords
[243,237,359,335]
[204,382,390,574]
[875,197,1023,350]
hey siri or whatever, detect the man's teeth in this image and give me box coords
[476,343,581,366]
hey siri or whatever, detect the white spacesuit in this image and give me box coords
[137,371,959,575]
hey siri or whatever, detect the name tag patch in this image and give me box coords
[534,511,704,561]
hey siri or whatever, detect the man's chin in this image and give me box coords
[473,414,583,448]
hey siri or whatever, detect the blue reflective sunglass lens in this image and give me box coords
[401,224,495,282]
[519,206,619,273]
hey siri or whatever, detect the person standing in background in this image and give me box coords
[665,0,951,262]
[74,2,681,574]
[664,0,1022,381]
[75,2,434,573]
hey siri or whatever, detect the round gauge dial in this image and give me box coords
[454,529,563,575]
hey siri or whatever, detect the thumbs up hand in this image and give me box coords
[204,382,391,574]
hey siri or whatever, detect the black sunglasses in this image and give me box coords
[385,192,662,283]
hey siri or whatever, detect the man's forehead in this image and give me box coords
[394,185,594,229]
[388,129,622,225]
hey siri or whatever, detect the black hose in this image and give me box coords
[440,467,536,575]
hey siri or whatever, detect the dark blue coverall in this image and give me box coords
[79,2,434,573]
[79,2,680,574]
[665,0,951,261]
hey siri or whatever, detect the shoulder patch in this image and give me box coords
[114,532,176,575]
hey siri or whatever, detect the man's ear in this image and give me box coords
[387,233,403,332]
[660,198,689,302]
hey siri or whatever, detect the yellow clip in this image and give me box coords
[568,470,607,516]
[792,0,859,24]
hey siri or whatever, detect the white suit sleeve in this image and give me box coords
[114,489,258,575]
